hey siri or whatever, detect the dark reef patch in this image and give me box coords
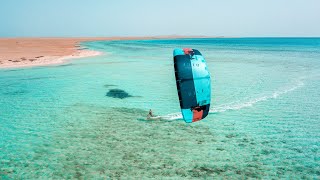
[106,89,133,99]
[3,69,21,72]
[56,63,74,67]
[112,107,147,115]
[104,84,117,88]
[3,90,28,96]
[21,76,55,81]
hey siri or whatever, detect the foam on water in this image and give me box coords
[161,77,305,120]
[212,77,305,113]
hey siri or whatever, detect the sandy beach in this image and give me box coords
[0,36,211,69]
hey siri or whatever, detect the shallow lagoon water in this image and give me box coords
[0,38,319,178]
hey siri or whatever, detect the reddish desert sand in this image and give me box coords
[0,36,211,69]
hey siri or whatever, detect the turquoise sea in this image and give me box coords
[0,38,319,179]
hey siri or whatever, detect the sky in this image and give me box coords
[0,0,319,37]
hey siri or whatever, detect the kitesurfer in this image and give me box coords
[146,109,162,120]
[147,109,154,118]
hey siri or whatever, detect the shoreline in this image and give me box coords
[0,36,214,69]
[0,49,102,69]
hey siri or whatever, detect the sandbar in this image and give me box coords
[0,36,211,69]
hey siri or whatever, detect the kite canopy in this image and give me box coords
[173,48,211,123]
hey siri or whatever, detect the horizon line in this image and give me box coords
[0,35,320,39]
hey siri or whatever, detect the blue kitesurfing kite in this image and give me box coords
[173,48,211,123]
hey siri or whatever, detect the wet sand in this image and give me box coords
[0,36,211,69]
